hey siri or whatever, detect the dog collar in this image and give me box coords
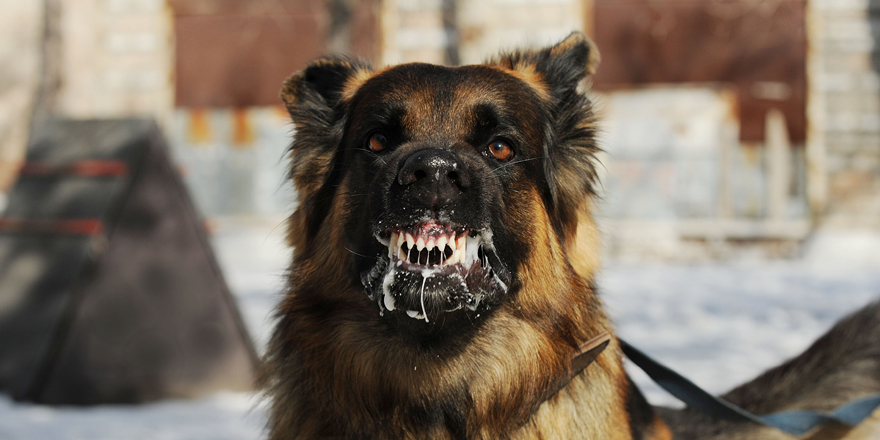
[543,331,612,401]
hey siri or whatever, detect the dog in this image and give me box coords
[264,32,880,439]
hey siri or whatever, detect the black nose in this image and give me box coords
[397,148,470,208]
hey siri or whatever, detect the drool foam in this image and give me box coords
[381,266,397,314]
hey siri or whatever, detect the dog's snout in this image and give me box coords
[397,148,470,208]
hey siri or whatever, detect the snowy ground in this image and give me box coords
[1,220,879,439]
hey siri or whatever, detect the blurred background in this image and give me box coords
[0,0,879,439]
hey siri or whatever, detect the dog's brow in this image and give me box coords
[357,104,406,129]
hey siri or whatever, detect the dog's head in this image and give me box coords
[282,33,601,338]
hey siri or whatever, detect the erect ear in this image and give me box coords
[280,57,372,249]
[490,32,600,101]
[280,56,372,117]
[491,33,602,241]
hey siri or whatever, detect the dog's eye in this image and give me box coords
[367,133,388,152]
[486,140,514,161]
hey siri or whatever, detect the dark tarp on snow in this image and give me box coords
[0,119,258,405]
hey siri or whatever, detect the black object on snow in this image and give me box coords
[0,119,258,405]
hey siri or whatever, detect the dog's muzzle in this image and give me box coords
[360,148,510,323]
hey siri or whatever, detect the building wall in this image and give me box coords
[5,0,879,234]
[381,0,456,65]
[457,0,584,65]
[0,1,43,196]
[811,0,880,227]
[56,0,174,125]
[379,0,584,66]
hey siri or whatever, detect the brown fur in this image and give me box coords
[265,32,880,440]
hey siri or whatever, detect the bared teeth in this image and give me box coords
[384,229,475,267]
[388,233,398,257]
[445,249,456,265]
[438,236,447,251]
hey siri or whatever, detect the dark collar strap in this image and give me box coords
[543,332,612,402]
[572,332,612,374]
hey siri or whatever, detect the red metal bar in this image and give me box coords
[0,218,105,236]
[19,160,129,177]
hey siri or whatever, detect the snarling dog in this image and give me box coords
[265,33,880,439]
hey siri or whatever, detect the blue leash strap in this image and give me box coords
[620,339,880,436]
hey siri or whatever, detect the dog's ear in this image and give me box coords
[281,57,372,248]
[492,33,602,239]
[280,57,371,116]
[490,32,600,101]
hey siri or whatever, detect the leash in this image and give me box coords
[620,340,880,435]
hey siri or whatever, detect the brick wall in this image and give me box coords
[56,0,174,125]
[0,1,42,194]
[811,0,880,226]
[380,0,584,66]
[457,0,584,65]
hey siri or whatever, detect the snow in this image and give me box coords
[1,220,879,439]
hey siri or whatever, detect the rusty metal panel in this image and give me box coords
[348,0,382,61]
[592,0,807,143]
[169,0,322,15]
[173,12,327,107]
[171,0,382,108]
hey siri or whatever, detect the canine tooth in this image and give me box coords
[456,235,466,251]
[388,233,398,257]
[426,237,436,251]
[398,233,405,249]
[416,237,425,251]
[437,236,447,251]
[406,310,423,319]
[465,236,480,266]
[458,248,466,264]
[406,233,415,249]
[448,235,456,251]
[384,291,395,311]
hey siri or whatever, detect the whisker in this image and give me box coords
[490,157,541,174]
[344,246,376,259]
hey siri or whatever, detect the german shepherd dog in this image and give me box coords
[265,32,880,439]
